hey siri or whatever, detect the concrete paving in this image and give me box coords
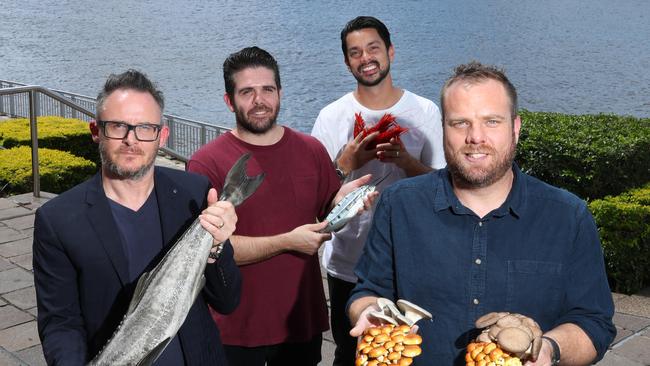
[1,156,649,365]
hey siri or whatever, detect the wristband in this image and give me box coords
[542,336,561,365]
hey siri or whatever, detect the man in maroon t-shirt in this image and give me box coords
[187,46,376,366]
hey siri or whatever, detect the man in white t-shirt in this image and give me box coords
[311,16,446,366]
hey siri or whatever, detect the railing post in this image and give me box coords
[29,90,41,198]
[167,116,175,150]
[71,96,78,119]
[9,92,16,117]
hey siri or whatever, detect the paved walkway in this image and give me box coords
[1,155,649,365]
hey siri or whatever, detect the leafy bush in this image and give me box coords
[0,116,99,164]
[0,146,96,196]
[516,111,650,200]
[590,183,650,294]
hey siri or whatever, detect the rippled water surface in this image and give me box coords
[1,0,648,131]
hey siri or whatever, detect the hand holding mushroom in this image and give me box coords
[355,298,432,366]
[465,312,543,366]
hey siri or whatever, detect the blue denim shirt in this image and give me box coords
[350,165,615,365]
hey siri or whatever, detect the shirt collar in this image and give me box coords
[433,163,527,219]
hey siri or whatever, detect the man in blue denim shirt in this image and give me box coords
[348,62,615,365]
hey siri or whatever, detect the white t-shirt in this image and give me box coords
[311,90,446,282]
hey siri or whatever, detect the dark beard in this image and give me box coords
[354,62,391,87]
[445,133,517,189]
[99,141,155,180]
[234,104,280,135]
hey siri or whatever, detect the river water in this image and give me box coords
[1,0,648,132]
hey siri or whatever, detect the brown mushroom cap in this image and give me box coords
[403,333,423,345]
[402,345,422,358]
[496,314,523,328]
[475,312,502,328]
[497,327,532,354]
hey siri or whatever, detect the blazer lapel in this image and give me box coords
[85,173,130,285]
[154,168,192,248]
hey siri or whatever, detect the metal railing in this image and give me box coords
[0,80,232,197]
[0,85,96,197]
[0,79,231,162]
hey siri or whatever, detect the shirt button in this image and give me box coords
[478,222,483,227]
[475,258,482,265]
[473,298,480,305]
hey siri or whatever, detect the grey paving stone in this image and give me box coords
[26,307,38,318]
[0,199,18,210]
[3,287,36,310]
[9,254,33,271]
[0,257,16,271]
[2,216,35,231]
[617,296,650,318]
[0,228,30,245]
[0,297,6,306]
[0,207,32,222]
[0,346,27,366]
[613,326,635,346]
[613,292,630,303]
[612,334,650,365]
[595,351,643,366]
[614,313,650,332]
[15,345,46,366]
[320,335,336,366]
[0,305,32,330]
[0,268,34,294]
[0,238,32,258]
[0,321,40,352]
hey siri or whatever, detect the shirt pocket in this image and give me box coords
[290,174,319,214]
[505,260,563,314]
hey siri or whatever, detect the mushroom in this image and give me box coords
[368,311,398,326]
[396,299,432,325]
[473,312,544,361]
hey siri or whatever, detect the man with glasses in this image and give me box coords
[33,69,241,365]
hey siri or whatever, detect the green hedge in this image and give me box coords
[589,183,650,294]
[516,111,650,201]
[0,116,99,164]
[0,146,96,196]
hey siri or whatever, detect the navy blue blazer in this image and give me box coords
[33,167,241,365]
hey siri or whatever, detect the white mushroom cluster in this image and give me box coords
[368,298,433,326]
[474,312,543,360]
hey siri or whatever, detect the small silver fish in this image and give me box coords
[321,174,388,233]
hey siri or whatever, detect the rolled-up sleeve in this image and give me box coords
[555,203,616,361]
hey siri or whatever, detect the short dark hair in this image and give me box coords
[440,61,518,121]
[96,69,164,119]
[340,16,392,61]
[223,46,281,99]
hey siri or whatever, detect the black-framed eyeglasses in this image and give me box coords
[97,120,162,142]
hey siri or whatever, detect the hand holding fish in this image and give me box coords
[331,174,379,212]
[286,221,332,255]
[336,131,379,176]
[200,188,237,263]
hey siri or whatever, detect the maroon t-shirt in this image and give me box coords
[187,127,341,346]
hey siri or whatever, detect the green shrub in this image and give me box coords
[590,183,650,294]
[516,111,650,200]
[0,116,99,164]
[0,146,96,196]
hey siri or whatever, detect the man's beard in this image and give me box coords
[353,60,390,87]
[234,102,280,135]
[99,141,155,180]
[445,132,517,189]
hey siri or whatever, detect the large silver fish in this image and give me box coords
[89,153,264,366]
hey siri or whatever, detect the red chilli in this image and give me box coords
[353,112,409,150]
